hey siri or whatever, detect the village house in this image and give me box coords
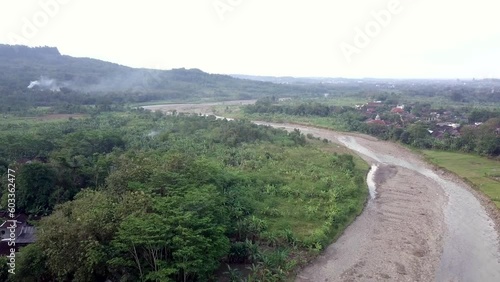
[431,122,461,139]
[391,107,405,114]
[366,114,387,126]
[360,101,384,117]
[0,213,36,256]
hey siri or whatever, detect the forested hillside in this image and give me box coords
[0,110,367,281]
[0,45,322,113]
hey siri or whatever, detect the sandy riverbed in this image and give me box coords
[265,124,447,281]
[143,102,500,281]
[260,123,500,282]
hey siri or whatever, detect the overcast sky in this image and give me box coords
[1,0,499,79]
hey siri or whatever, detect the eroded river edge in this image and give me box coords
[260,122,500,282]
[143,103,500,281]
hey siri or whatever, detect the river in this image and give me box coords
[144,102,500,281]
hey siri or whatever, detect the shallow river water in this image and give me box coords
[336,135,500,281]
[259,122,500,281]
[145,104,500,280]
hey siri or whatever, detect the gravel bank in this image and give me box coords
[144,104,500,281]
[259,123,500,282]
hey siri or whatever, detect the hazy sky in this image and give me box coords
[1,0,499,78]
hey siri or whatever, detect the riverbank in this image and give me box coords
[421,150,500,209]
[261,123,500,281]
[143,102,500,281]
[264,124,446,281]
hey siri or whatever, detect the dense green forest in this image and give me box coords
[0,110,367,281]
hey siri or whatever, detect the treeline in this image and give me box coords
[0,90,131,115]
[469,108,500,123]
[396,80,500,103]
[0,110,367,281]
[244,101,500,157]
[244,99,366,130]
[245,99,343,117]
[0,80,311,115]
[361,119,500,156]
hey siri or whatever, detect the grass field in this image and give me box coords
[213,105,351,132]
[422,150,500,208]
[226,137,369,250]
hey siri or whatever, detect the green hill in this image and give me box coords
[0,45,315,112]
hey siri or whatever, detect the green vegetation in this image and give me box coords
[231,97,500,209]
[217,99,365,132]
[0,110,368,281]
[3,43,500,281]
[234,99,500,217]
[422,150,500,208]
[0,45,334,114]
[238,98,500,157]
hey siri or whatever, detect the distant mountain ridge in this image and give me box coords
[0,45,61,57]
[0,44,308,101]
[230,74,352,85]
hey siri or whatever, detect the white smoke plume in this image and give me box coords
[147,130,160,137]
[27,76,61,92]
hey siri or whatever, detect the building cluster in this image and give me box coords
[355,100,487,138]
